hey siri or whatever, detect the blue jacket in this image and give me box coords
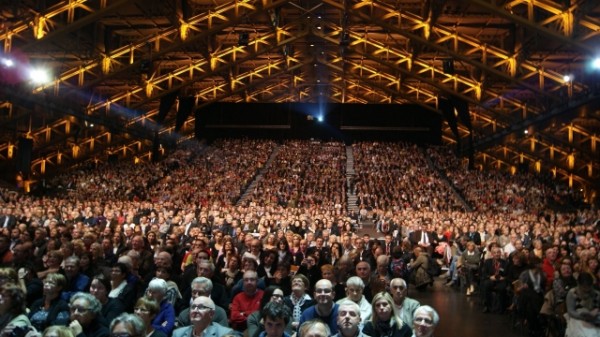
[298,304,339,335]
[61,273,91,302]
[152,299,175,335]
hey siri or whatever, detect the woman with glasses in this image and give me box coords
[89,274,124,325]
[109,313,145,337]
[411,306,439,337]
[67,292,108,337]
[363,292,411,337]
[29,273,70,331]
[133,297,165,337]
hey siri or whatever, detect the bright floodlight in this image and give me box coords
[592,57,600,70]
[563,74,572,83]
[524,130,529,135]
[1,58,14,67]
[29,68,51,84]
[317,115,324,122]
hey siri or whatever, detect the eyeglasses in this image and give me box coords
[271,294,283,299]
[69,305,90,314]
[190,304,214,311]
[134,307,150,313]
[315,288,332,294]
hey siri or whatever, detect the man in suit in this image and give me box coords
[480,246,508,313]
[0,207,17,230]
[352,237,374,270]
[381,234,396,256]
[466,224,482,246]
[410,225,433,255]
[172,296,233,337]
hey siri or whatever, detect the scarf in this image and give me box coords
[290,293,310,323]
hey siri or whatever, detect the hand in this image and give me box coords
[69,320,83,336]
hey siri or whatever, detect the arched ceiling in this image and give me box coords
[0,0,599,198]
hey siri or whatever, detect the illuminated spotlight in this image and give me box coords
[563,74,572,83]
[29,68,51,84]
[523,130,529,135]
[1,58,14,67]
[592,57,600,70]
[317,115,323,122]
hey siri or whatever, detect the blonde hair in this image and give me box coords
[371,292,404,328]
[43,326,74,337]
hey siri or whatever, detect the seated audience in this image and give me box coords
[89,273,124,325]
[230,270,264,331]
[258,301,292,337]
[67,292,108,337]
[388,278,420,329]
[172,297,233,337]
[335,277,371,325]
[145,279,175,336]
[298,279,339,335]
[247,287,291,337]
[332,300,366,337]
[176,277,228,328]
[133,297,166,337]
[363,292,411,337]
[565,272,600,336]
[412,305,439,337]
[0,284,34,337]
[29,273,70,331]
[109,313,145,337]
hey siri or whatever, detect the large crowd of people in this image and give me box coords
[0,138,597,337]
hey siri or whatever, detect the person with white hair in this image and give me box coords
[172,296,233,337]
[336,277,371,325]
[145,278,175,335]
[412,305,439,337]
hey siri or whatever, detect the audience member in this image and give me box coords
[172,297,233,337]
[298,279,339,335]
[363,292,411,337]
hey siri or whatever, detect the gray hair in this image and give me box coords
[390,278,407,288]
[147,278,168,295]
[414,305,440,326]
[337,299,361,318]
[109,313,145,337]
[345,276,365,289]
[64,255,80,265]
[191,277,213,292]
[70,292,102,315]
